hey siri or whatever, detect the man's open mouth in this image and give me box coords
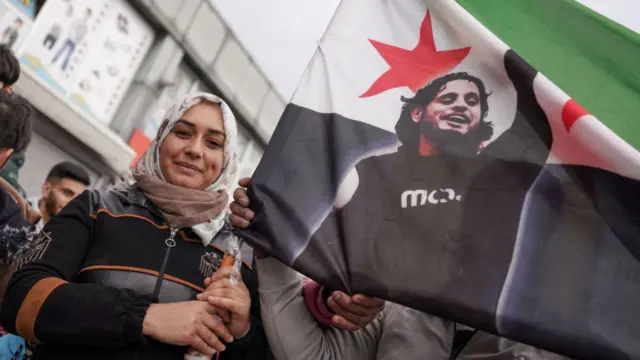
[442,113,470,125]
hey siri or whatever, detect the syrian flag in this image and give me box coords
[239,1,640,359]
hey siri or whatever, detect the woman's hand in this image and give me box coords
[229,177,253,229]
[197,267,251,339]
[142,301,235,356]
[229,177,270,259]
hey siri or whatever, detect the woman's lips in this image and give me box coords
[174,161,201,174]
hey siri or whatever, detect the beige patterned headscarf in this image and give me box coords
[133,92,238,246]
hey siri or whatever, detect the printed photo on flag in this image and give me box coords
[238,1,640,359]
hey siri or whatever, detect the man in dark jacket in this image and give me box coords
[0,43,40,224]
[0,88,33,313]
[0,89,34,237]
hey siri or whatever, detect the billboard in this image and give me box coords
[16,0,154,124]
[9,0,35,18]
[0,0,32,51]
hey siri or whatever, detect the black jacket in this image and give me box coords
[1,187,269,360]
[0,187,29,230]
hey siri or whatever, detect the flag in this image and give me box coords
[238,1,640,359]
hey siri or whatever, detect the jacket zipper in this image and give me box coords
[152,227,178,302]
[135,227,178,360]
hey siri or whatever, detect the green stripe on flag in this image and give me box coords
[458,0,640,150]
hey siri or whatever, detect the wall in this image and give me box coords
[122,0,287,177]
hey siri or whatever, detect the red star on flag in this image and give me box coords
[361,11,471,98]
[561,98,590,132]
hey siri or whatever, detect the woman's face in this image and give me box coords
[159,101,225,190]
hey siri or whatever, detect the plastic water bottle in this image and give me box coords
[184,235,243,360]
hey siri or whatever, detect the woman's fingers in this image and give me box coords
[229,214,250,228]
[229,202,254,221]
[203,272,248,294]
[206,268,241,286]
[229,185,253,228]
[237,177,250,187]
[198,276,249,314]
[197,287,239,303]
[202,313,234,343]
[205,296,245,315]
[195,325,225,354]
[232,187,250,206]
[214,308,232,324]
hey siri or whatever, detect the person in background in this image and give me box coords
[0,90,32,359]
[27,161,91,232]
[0,43,40,225]
[0,90,33,261]
[0,56,31,281]
[51,8,92,71]
[0,160,39,225]
[0,151,28,202]
[0,89,33,360]
[0,44,20,96]
[0,161,90,360]
[1,92,268,360]
[1,18,23,49]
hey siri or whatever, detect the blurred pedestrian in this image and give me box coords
[0,89,33,360]
[27,161,90,232]
[0,44,39,224]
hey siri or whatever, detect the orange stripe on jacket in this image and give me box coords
[16,277,67,343]
[78,265,205,292]
[89,209,168,229]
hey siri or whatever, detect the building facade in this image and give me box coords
[2,0,285,196]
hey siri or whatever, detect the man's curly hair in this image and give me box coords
[395,72,493,150]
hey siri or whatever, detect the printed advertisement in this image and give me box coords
[10,0,35,18]
[0,0,32,51]
[17,0,154,124]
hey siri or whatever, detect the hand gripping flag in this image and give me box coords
[238,1,640,359]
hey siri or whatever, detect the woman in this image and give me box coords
[1,93,268,359]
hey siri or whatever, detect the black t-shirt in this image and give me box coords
[310,116,551,329]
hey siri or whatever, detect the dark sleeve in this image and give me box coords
[222,259,270,360]
[483,50,553,166]
[0,190,153,348]
[0,187,29,229]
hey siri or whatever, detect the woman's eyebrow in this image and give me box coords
[207,129,226,138]
[176,119,225,138]
[175,119,195,127]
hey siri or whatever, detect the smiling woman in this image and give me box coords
[159,102,226,191]
[0,92,268,360]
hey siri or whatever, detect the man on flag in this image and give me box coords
[239,0,640,359]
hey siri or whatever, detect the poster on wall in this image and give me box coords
[0,0,32,51]
[9,0,35,18]
[17,0,154,124]
[141,68,196,138]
